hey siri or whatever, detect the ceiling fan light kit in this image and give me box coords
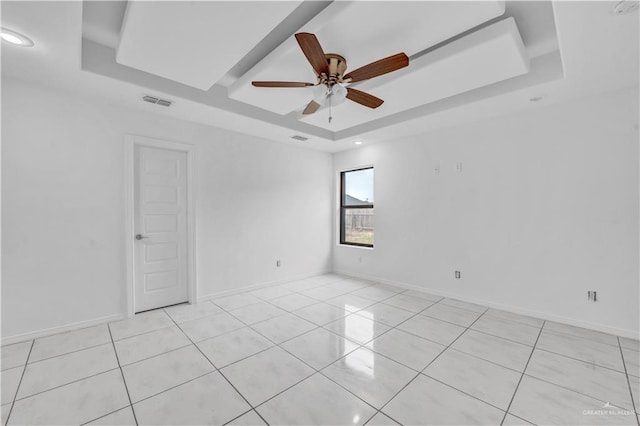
[252,32,409,123]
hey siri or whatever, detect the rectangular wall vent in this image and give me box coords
[142,95,173,107]
[290,135,309,141]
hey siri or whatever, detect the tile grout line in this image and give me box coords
[111,322,175,344]
[4,339,35,426]
[107,324,139,426]
[498,320,545,425]
[473,313,543,329]
[351,296,484,363]
[115,341,193,369]
[422,374,514,414]
[203,284,411,421]
[11,367,122,403]
[257,280,420,319]
[531,346,627,375]
[166,311,272,426]
[12,312,405,421]
[444,309,630,375]
[121,289,628,421]
[291,288,419,351]
[209,300,340,418]
[11,296,364,425]
[225,280,407,347]
[236,288,474,425]
[221,408,260,426]
[474,308,625,350]
[10,275,633,425]
[2,275,625,347]
[125,370,217,406]
[174,319,257,347]
[212,294,324,350]
[132,287,328,407]
[501,412,535,425]
[9,323,117,364]
[617,336,640,426]
[434,346,525,376]
[225,306,294,330]
[455,321,628,376]
[287,304,360,329]
[208,294,330,365]
[204,366,272,424]
[542,328,623,350]
[10,314,270,375]
[23,339,113,366]
[423,316,634,409]
[243,286,487,425]
[516,371,637,414]
[80,406,133,426]
[361,307,491,425]
[201,336,280,371]
[455,323,539,347]
[240,332,378,421]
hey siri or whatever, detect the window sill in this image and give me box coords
[337,243,374,250]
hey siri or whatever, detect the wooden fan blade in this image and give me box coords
[295,32,329,76]
[346,88,384,109]
[303,100,322,115]
[252,81,314,88]
[343,53,409,83]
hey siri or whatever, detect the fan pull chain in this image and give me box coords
[328,91,333,124]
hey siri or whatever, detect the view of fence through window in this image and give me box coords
[341,167,374,246]
[344,208,374,245]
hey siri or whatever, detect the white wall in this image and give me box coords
[2,78,333,341]
[333,88,639,337]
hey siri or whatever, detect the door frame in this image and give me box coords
[124,134,197,317]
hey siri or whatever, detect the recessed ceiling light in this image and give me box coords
[529,96,543,102]
[354,141,363,145]
[1,28,34,47]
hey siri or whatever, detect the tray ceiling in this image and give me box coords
[229,1,506,115]
[116,1,302,90]
[77,1,565,144]
[298,18,530,130]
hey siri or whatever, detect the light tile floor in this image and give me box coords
[2,274,639,425]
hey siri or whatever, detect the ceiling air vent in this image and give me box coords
[290,135,309,142]
[142,95,173,107]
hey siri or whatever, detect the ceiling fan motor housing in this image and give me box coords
[319,53,347,86]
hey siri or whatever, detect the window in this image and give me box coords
[340,167,374,247]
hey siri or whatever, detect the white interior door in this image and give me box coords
[134,145,188,312]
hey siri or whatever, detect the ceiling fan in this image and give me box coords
[252,33,409,121]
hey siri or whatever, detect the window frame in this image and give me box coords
[340,166,374,248]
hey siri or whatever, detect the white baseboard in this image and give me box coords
[2,270,332,346]
[334,270,640,340]
[6,268,633,344]
[2,313,127,346]
[197,269,332,303]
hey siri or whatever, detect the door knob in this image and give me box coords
[135,234,148,240]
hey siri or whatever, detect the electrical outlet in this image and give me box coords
[455,162,463,173]
[587,291,597,302]
[455,271,461,279]
[276,260,281,267]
